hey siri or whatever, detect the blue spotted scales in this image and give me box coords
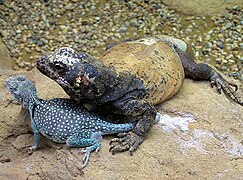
[6,75,135,168]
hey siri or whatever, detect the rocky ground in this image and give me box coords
[0,0,242,80]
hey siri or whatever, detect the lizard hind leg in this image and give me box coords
[176,47,242,105]
[66,131,102,168]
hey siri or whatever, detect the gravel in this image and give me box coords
[0,0,242,80]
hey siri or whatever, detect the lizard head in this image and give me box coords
[6,75,37,108]
[37,47,105,99]
[36,47,95,87]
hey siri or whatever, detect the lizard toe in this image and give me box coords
[109,131,144,155]
[210,73,242,105]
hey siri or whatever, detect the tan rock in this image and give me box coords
[0,164,29,180]
[0,68,242,179]
[162,0,242,16]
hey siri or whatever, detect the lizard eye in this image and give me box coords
[8,86,14,91]
[54,63,64,71]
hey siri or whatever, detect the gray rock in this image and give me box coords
[216,41,224,49]
[119,25,128,33]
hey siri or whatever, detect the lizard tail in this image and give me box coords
[100,112,163,135]
[101,122,135,135]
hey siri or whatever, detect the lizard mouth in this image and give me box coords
[56,76,69,87]
[36,55,51,76]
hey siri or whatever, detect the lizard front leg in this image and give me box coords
[28,119,40,154]
[109,99,157,155]
[66,131,102,168]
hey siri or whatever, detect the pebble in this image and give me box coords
[35,46,42,52]
[229,72,239,77]
[223,22,232,30]
[17,61,25,68]
[185,16,195,21]
[11,52,19,58]
[119,25,128,33]
[8,40,15,46]
[37,40,45,46]
[216,41,224,49]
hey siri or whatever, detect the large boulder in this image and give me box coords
[162,0,242,16]
[0,68,242,179]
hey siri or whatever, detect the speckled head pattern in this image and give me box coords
[6,75,38,108]
[37,47,90,88]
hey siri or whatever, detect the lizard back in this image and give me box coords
[99,37,185,105]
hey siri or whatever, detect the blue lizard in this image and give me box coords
[6,75,135,168]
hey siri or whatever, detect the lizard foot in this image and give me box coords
[210,72,242,105]
[80,143,101,169]
[28,146,38,155]
[81,149,91,169]
[109,131,144,155]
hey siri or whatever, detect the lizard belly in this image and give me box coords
[99,39,184,105]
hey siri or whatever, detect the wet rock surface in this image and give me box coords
[0,68,242,179]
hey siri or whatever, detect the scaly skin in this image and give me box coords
[36,36,242,155]
[6,75,135,168]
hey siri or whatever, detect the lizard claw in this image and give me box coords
[210,80,215,88]
[79,148,87,154]
[109,132,144,155]
[80,143,101,168]
[109,132,129,146]
[210,73,242,105]
[81,150,90,169]
[28,146,38,155]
